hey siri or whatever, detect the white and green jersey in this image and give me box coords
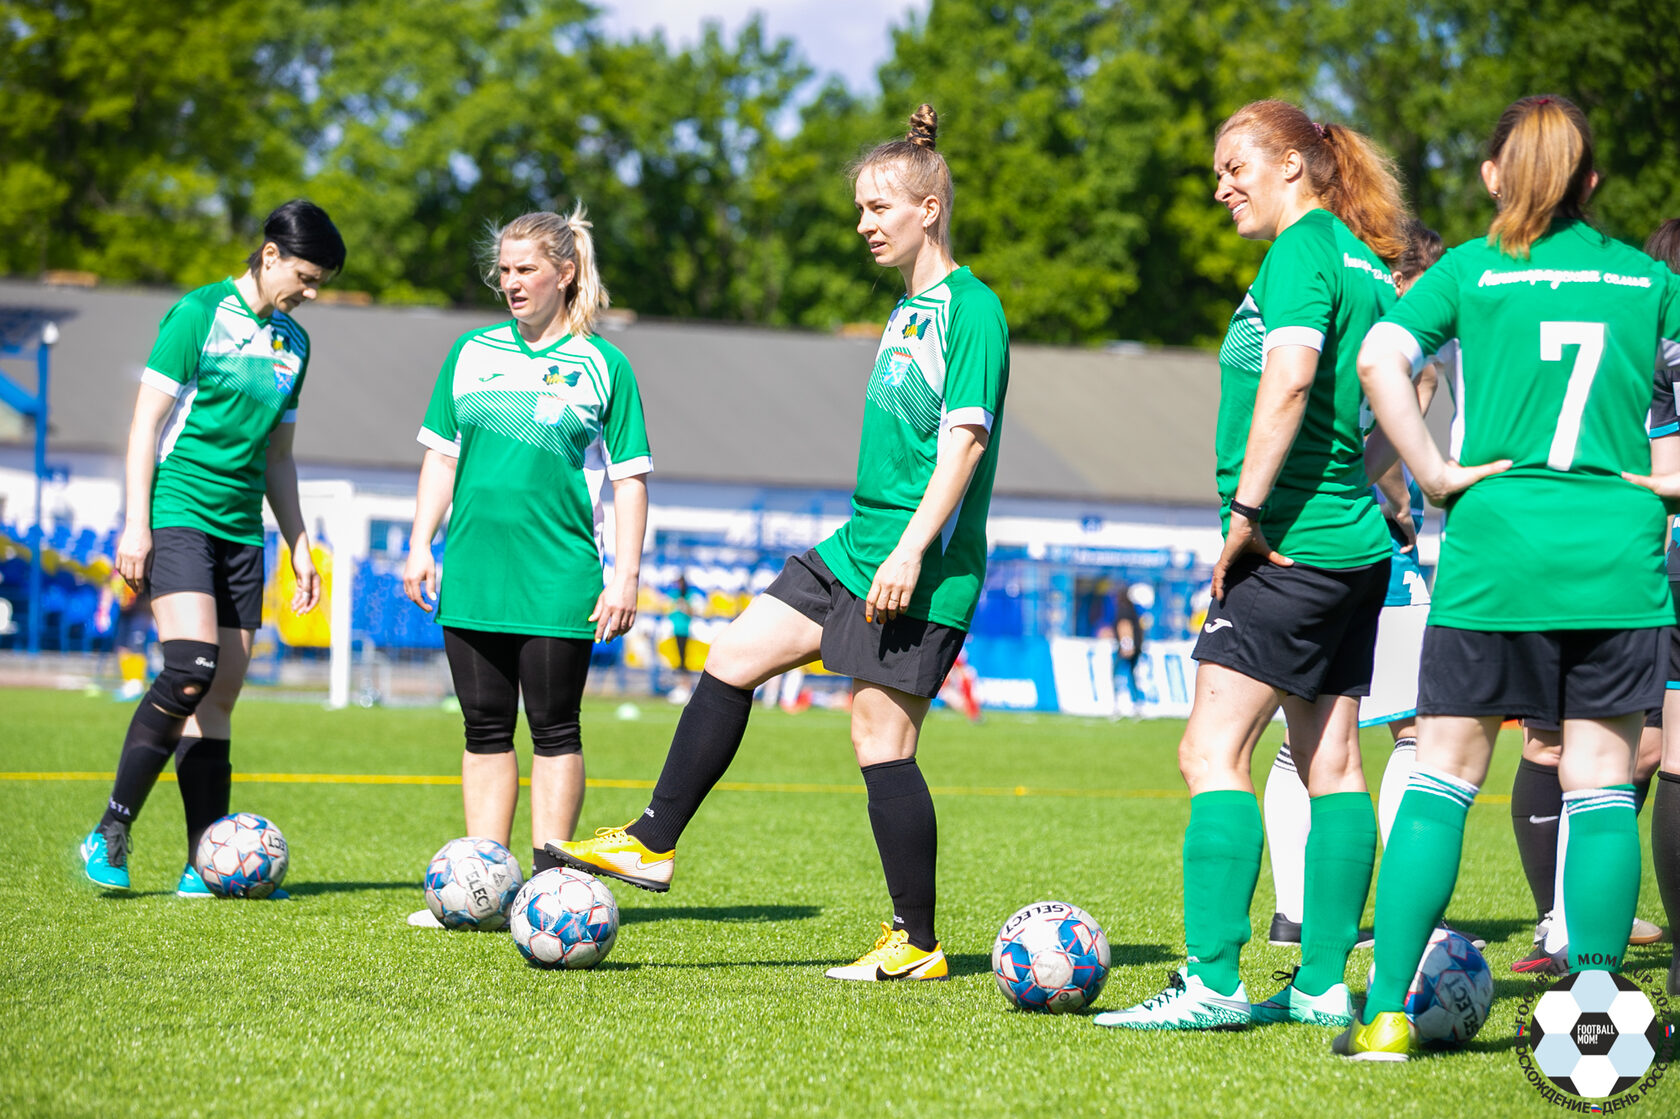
[1216,208,1394,568]
[1366,220,1680,629]
[815,266,1009,630]
[142,279,309,545]
[419,322,651,638]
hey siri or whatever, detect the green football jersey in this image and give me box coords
[1215,208,1393,568]
[420,323,652,638]
[814,266,1009,630]
[143,279,310,545]
[1368,220,1680,629]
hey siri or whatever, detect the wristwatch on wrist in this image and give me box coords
[1229,499,1264,520]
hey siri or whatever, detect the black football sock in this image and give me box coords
[533,846,561,873]
[1511,757,1563,921]
[863,758,938,952]
[1652,772,1680,994]
[100,700,189,830]
[175,736,231,864]
[1634,770,1655,816]
[625,672,753,853]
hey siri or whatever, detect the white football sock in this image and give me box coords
[1263,740,1311,923]
[1377,736,1418,847]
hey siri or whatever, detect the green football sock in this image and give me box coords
[1295,792,1376,996]
[1367,768,1475,1015]
[1563,785,1639,973]
[1183,790,1262,997]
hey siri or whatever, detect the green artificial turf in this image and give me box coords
[0,688,1670,1117]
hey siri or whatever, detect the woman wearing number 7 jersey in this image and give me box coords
[1342,95,1680,1060]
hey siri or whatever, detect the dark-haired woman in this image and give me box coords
[1345,96,1680,1058]
[1096,102,1412,1031]
[554,104,1009,981]
[80,200,346,896]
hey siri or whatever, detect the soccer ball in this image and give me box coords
[992,900,1111,1012]
[195,812,289,898]
[1368,927,1494,1044]
[508,867,619,969]
[423,837,523,930]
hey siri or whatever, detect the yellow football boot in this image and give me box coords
[1332,1011,1415,1061]
[546,824,674,892]
[825,923,949,981]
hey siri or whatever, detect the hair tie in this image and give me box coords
[1313,122,1328,140]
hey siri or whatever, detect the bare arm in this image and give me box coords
[590,475,648,641]
[867,424,989,621]
[403,448,458,612]
[114,384,179,589]
[1357,346,1508,504]
[1210,344,1316,599]
[264,422,320,615]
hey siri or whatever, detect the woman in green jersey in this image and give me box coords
[402,206,650,926]
[80,200,346,896]
[1096,101,1412,1032]
[553,104,1009,982]
[1343,95,1680,1059]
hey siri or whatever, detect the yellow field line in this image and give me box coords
[0,770,1514,803]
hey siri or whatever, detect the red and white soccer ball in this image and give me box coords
[194,812,289,898]
[508,867,619,969]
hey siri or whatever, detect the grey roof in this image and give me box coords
[0,278,1222,505]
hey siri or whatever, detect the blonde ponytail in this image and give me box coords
[482,202,610,337]
[1485,96,1595,260]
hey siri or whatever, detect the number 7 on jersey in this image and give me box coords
[1542,321,1605,472]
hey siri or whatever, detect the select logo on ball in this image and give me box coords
[1513,970,1674,1109]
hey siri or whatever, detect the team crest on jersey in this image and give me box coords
[273,363,297,394]
[900,312,930,340]
[544,364,582,387]
[880,349,916,387]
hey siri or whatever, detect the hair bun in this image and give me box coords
[907,104,938,150]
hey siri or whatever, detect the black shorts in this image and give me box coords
[148,527,264,630]
[1419,626,1665,722]
[1192,555,1389,701]
[765,549,966,699]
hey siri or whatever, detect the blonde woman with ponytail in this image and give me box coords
[1097,100,1411,1032]
[402,205,652,926]
[1346,95,1680,1058]
[554,105,1009,983]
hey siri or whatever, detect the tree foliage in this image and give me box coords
[3,0,1678,346]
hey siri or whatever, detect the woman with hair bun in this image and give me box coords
[402,204,652,926]
[554,104,1010,982]
[1096,101,1411,1031]
[1345,95,1680,1057]
[80,199,346,896]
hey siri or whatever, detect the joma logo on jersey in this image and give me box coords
[544,365,581,387]
[900,313,930,340]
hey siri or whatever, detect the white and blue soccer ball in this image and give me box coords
[508,867,619,969]
[424,837,523,930]
[195,812,289,899]
[1368,927,1494,1044]
[992,900,1111,1012]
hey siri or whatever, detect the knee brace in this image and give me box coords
[148,640,221,717]
[530,720,582,758]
